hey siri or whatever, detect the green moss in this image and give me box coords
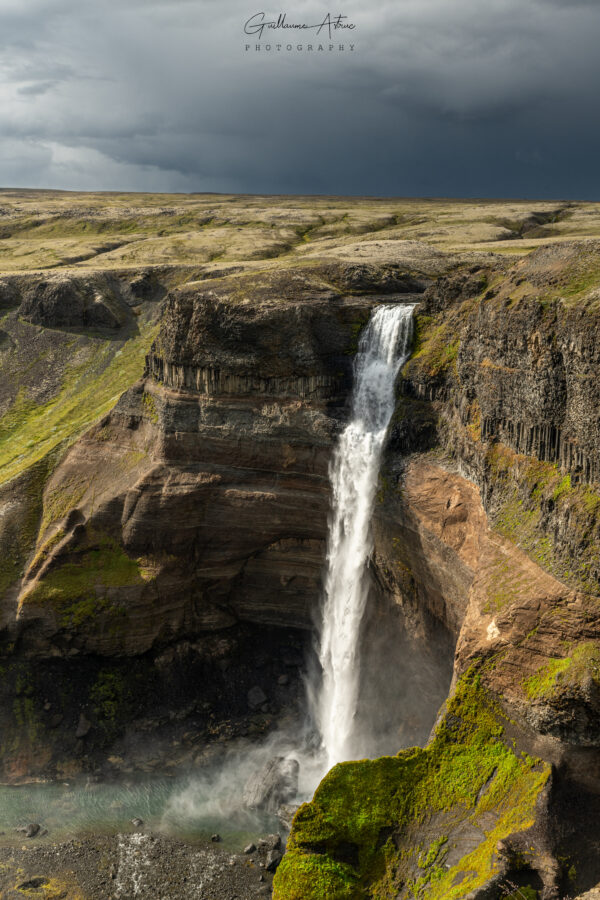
[494,494,554,572]
[344,313,371,355]
[90,670,132,735]
[141,391,159,424]
[560,257,600,300]
[40,476,88,534]
[582,489,600,517]
[29,528,65,574]
[274,853,361,900]
[22,533,147,627]
[552,474,571,501]
[0,319,159,487]
[0,311,157,599]
[500,886,538,900]
[484,552,531,612]
[410,315,433,356]
[118,448,148,473]
[523,658,571,700]
[405,316,459,378]
[418,837,448,869]
[466,401,482,441]
[274,672,550,900]
[487,443,516,476]
[523,642,600,699]
[0,457,53,597]
[484,443,600,593]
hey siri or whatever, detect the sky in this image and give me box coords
[0,0,599,198]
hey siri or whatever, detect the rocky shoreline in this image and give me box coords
[0,830,277,899]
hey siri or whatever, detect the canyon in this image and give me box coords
[0,191,600,898]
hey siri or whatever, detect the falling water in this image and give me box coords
[314,303,414,773]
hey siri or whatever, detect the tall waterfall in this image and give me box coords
[314,304,414,773]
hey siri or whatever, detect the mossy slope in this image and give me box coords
[274,673,550,900]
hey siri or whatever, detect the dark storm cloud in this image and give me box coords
[0,0,599,196]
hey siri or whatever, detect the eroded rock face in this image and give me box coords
[19,275,133,331]
[14,273,385,657]
[0,277,20,309]
[399,241,600,597]
[374,458,600,748]
[278,456,600,900]
[404,242,600,480]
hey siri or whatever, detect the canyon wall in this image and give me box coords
[1,239,600,897]
[277,242,600,900]
[0,261,434,780]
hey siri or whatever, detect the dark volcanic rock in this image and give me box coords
[15,272,379,660]
[258,834,281,852]
[247,686,267,710]
[265,848,283,872]
[18,877,47,890]
[75,713,91,738]
[0,278,20,309]
[19,275,131,331]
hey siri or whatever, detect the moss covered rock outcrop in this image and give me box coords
[275,674,552,900]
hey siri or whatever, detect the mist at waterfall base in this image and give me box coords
[0,304,452,845]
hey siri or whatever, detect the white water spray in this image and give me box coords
[314,304,414,773]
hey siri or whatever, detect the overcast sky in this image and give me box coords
[0,0,599,198]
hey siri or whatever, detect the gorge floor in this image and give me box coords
[0,832,275,899]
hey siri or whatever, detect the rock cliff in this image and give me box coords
[0,258,433,782]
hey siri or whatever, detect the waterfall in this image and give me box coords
[313,303,415,773]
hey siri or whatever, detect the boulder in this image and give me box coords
[258,834,281,852]
[75,713,91,738]
[247,686,267,710]
[265,849,283,872]
[243,757,299,813]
